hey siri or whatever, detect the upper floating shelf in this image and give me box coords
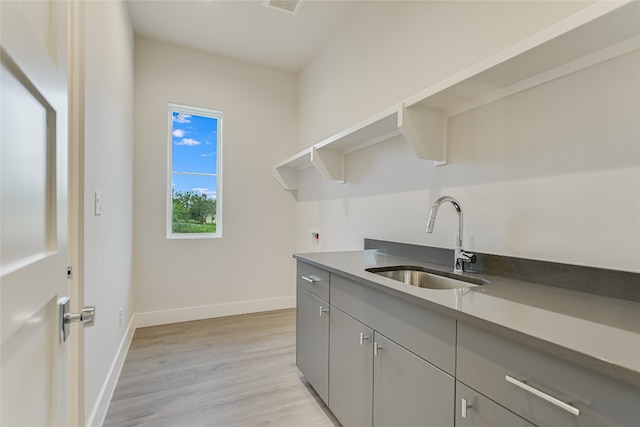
[274,0,640,191]
[405,0,640,115]
[273,104,448,190]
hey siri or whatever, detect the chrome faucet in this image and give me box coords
[426,196,476,273]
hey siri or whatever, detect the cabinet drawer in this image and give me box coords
[457,322,640,427]
[331,274,456,375]
[297,261,330,302]
[456,381,534,427]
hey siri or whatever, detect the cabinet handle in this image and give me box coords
[359,332,369,346]
[505,375,580,416]
[374,342,382,356]
[461,398,472,418]
[319,306,328,317]
[301,276,316,283]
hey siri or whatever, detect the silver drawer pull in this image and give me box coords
[319,306,328,317]
[505,375,580,416]
[461,398,472,418]
[374,342,382,356]
[301,276,317,283]
[359,332,369,346]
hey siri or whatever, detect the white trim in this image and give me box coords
[68,0,86,424]
[135,296,296,328]
[86,315,136,427]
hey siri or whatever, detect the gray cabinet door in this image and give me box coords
[296,286,329,404]
[329,307,374,427]
[456,381,534,427]
[373,333,455,427]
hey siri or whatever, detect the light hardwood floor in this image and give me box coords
[104,309,340,427]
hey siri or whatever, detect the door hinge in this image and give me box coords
[67,266,72,279]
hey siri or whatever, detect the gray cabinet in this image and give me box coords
[329,306,455,427]
[373,333,454,427]
[297,258,640,427]
[331,273,456,375]
[457,322,640,427]
[296,286,329,404]
[329,307,373,427]
[456,381,534,427]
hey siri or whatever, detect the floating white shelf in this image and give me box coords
[273,0,639,191]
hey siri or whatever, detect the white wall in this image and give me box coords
[296,1,640,273]
[133,38,298,324]
[83,0,135,425]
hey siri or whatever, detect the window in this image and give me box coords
[167,103,222,238]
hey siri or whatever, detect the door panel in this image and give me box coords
[1,302,60,426]
[0,0,70,425]
[296,287,329,404]
[1,52,54,271]
[329,307,373,427]
[373,333,455,427]
[456,381,534,427]
[16,0,53,57]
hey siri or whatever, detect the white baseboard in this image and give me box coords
[134,295,296,328]
[87,315,136,427]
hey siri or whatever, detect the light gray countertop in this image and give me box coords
[294,250,640,387]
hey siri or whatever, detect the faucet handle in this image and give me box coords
[465,252,477,264]
[458,250,476,264]
[454,249,476,273]
[455,250,477,273]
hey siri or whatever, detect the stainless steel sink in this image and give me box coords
[366,266,488,290]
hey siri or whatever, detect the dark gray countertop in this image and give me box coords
[294,250,640,388]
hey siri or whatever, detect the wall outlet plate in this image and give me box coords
[310,229,321,252]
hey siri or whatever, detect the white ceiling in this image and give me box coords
[126,0,363,72]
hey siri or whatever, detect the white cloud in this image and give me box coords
[173,129,185,137]
[173,113,191,123]
[175,138,201,146]
[191,187,216,198]
[201,152,214,157]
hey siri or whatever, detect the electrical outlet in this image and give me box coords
[119,307,123,327]
[310,229,321,252]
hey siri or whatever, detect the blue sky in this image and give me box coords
[171,111,218,200]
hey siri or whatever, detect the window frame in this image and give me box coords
[166,103,223,239]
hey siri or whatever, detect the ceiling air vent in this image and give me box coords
[263,0,303,15]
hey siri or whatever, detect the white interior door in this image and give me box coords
[1,1,70,425]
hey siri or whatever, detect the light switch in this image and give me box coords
[94,192,102,216]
